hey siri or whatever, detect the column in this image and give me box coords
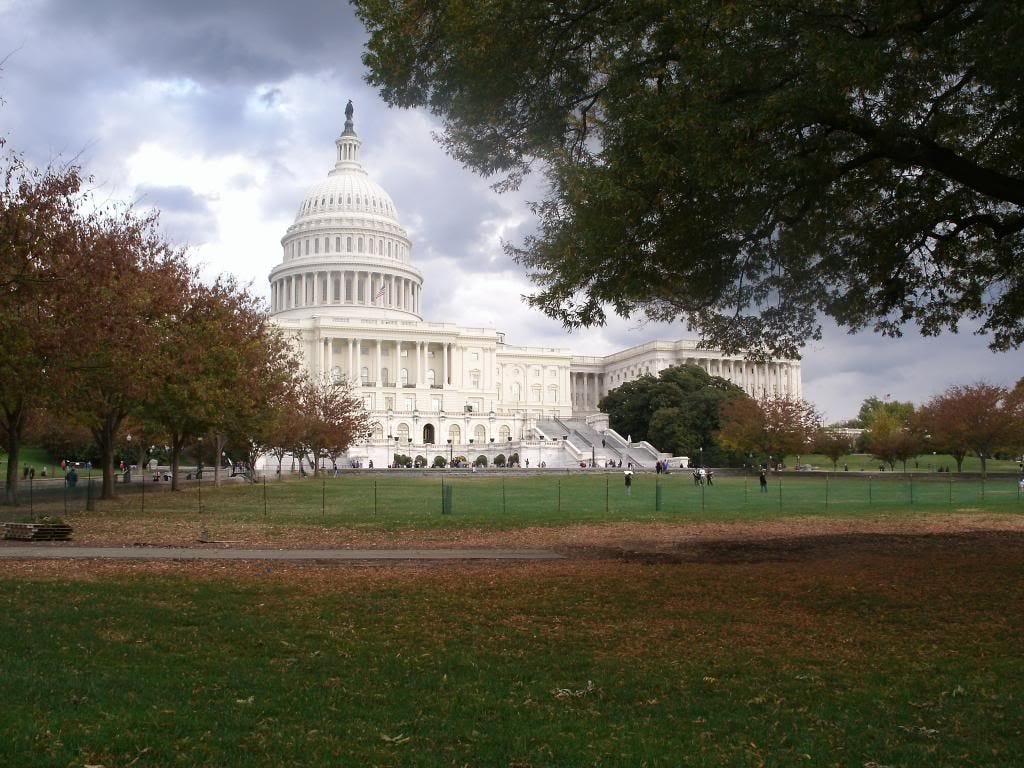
[443,342,449,386]
[326,337,334,380]
[375,340,382,386]
[348,338,355,381]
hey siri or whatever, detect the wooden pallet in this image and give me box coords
[3,522,74,541]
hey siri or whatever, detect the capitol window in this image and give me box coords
[358,237,364,252]
[304,239,309,255]
[335,237,341,251]
[346,236,352,251]
[314,239,319,254]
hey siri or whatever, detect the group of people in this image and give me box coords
[691,467,715,486]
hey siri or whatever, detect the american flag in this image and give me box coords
[374,285,386,302]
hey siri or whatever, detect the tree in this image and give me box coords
[864,410,922,471]
[357,0,1024,358]
[854,396,916,429]
[718,393,822,465]
[0,155,83,503]
[813,429,854,470]
[293,374,370,477]
[144,276,298,489]
[916,382,1018,475]
[57,206,193,500]
[598,364,745,463]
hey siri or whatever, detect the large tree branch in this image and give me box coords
[824,112,1024,205]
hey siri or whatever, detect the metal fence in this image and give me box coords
[2,470,1021,523]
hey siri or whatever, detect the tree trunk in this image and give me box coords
[214,433,224,487]
[3,423,23,506]
[954,452,965,473]
[979,453,988,478]
[97,418,117,500]
[169,434,184,492]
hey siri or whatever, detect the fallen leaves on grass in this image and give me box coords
[553,680,597,699]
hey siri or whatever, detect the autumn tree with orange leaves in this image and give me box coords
[717,393,822,467]
[0,155,85,504]
[916,382,1022,476]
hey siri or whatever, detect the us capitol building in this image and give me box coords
[268,104,802,468]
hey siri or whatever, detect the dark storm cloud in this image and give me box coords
[37,0,364,86]
[133,184,218,245]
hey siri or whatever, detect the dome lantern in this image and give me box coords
[332,99,362,174]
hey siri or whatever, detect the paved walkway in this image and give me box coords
[0,546,563,562]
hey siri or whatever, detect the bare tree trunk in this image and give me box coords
[214,433,225,486]
[95,416,118,500]
[1,399,27,505]
[169,434,184,492]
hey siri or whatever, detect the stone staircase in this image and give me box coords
[534,417,664,468]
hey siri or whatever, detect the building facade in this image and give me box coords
[268,105,802,467]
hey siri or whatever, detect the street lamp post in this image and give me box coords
[447,438,453,468]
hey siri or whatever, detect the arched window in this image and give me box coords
[360,366,369,385]
[499,425,511,441]
[346,236,352,252]
[397,423,410,442]
[371,422,384,439]
[358,237,364,252]
[448,424,461,443]
[368,239,374,254]
[474,425,486,443]
[423,424,435,444]
[400,368,409,386]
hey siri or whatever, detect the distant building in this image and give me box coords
[267,105,802,468]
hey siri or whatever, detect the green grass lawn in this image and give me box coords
[1,535,1021,767]
[791,452,1020,473]
[16,470,1022,529]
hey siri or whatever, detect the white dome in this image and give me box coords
[269,103,423,322]
[294,171,400,225]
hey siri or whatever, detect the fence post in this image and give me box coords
[29,476,34,518]
[825,472,829,508]
[322,476,326,519]
[86,474,95,512]
[557,480,561,515]
[948,473,952,504]
[141,468,145,514]
[981,476,985,502]
[605,474,609,513]
[909,473,913,505]
[263,475,267,516]
[502,477,506,514]
[373,480,377,515]
[868,476,872,505]
[701,478,705,513]
[778,473,782,512]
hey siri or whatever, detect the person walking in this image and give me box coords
[624,470,633,497]
[759,468,768,494]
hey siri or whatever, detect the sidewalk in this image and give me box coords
[0,546,564,562]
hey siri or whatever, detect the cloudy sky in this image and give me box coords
[1,0,1019,421]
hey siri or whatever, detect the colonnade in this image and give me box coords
[314,336,456,390]
[271,270,420,314]
[571,358,801,413]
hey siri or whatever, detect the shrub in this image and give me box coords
[473,455,488,467]
[494,453,506,467]
[432,455,447,468]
